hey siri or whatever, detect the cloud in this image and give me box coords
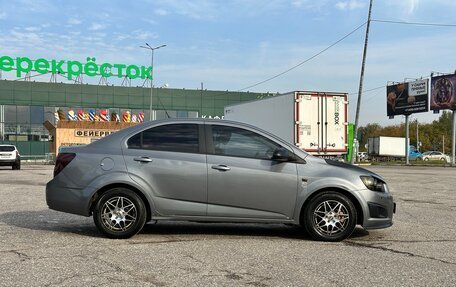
[291,1,308,8]
[67,18,82,25]
[0,12,7,20]
[154,9,168,16]
[336,0,366,11]
[24,27,41,32]
[385,0,420,16]
[154,1,217,19]
[143,18,157,25]
[89,23,107,31]
[406,0,419,14]
[136,31,159,41]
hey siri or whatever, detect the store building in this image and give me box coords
[0,80,269,159]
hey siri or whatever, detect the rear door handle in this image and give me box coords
[134,157,153,163]
[211,164,231,171]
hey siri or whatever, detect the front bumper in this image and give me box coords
[357,188,395,230]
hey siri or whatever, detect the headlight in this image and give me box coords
[360,176,385,192]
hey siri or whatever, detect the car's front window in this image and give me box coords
[211,125,280,160]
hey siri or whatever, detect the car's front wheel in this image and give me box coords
[93,188,147,239]
[303,192,357,242]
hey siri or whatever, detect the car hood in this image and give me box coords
[300,154,386,184]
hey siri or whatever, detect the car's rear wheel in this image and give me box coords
[304,192,357,242]
[93,188,147,239]
[424,158,429,161]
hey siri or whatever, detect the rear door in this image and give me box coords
[123,123,207,216]
[206,123,298,220]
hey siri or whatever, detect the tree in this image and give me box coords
[359,111,454,153]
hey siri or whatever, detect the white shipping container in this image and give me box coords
[368,136,408,157]
[224,91,348,156]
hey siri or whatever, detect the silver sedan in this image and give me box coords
[46,119,395,241]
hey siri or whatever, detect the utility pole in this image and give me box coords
[351,0,373,164]
[201,82,203,118]
[140,43,167,121]
[416,118,419,152]
[443,135,445,154]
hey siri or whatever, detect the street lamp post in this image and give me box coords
[140,43,166,121]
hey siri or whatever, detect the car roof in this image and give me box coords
[87,118,296,151]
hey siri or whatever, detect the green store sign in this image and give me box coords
[0,55,152,80]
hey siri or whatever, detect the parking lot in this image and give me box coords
[0,165,455,286]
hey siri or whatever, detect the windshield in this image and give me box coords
[0,146,15,152]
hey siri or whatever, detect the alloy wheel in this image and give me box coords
[100,196,138,232]
[312,200,350,236]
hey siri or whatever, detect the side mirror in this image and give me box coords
[272,147,292,162]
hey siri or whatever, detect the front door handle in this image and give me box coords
[211,164,231,171]
[134,157,153,163]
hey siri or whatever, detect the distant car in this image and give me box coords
[357,152,369,161]
[419,151,450,162]
[46,119,395,242]
[408,145,422,161]
[0,145,21,170]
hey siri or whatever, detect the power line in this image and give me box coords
[237,21,367,92]
[236,18,455,93]
[372,19,456,27]
[348,85,384,96]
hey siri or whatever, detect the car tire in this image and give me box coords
[303,192,357,242]
[93,188,147,239]
[424,158,429,161]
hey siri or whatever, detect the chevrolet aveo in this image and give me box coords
[46,119,395,241]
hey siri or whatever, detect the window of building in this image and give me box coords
[44,107,58,124]
[31,106,44,124]
[17,106,31,124]
[4,105,16,124]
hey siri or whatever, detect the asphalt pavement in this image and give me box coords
[0,165,455,286]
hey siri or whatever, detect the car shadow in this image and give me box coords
[0,210,102,238]
[0,210,370,241]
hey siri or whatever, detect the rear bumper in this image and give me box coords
[46,179,94,217]
[0,159,19,166]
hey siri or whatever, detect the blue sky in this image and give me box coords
[1,0,455,125]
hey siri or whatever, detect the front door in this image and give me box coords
[206,124,298,220]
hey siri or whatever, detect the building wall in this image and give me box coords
[0,80,269,157]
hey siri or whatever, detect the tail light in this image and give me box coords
[54,153,76,177]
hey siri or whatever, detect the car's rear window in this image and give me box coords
[128,124,199,153]
[0,146,15,152]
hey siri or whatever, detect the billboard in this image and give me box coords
[430,73,456,110]
[387,79,429,116]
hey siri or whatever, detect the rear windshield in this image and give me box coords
[0,146,15,152]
